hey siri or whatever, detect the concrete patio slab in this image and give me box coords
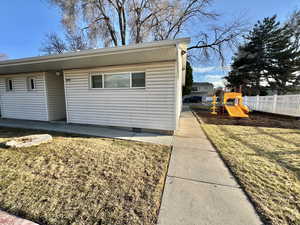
[130,132,173,146]
[0,119,173,145]
[158,105,262,225]
[0,210,38,225]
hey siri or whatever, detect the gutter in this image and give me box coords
[0,38,191,67]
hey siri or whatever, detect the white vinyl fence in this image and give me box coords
[244,94,300,117]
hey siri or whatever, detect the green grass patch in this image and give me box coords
[0,127,170,225]
[202,124,300,225]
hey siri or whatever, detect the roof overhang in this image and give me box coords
[0,38,190,75]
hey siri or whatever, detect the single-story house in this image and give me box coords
[0,38,190,133]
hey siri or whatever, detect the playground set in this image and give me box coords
[211,92,250,118]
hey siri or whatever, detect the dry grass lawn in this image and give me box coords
[202,124,300,225]
[0,127,171,225]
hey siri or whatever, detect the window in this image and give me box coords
[104,73,130,88]
[27,77,36,90]
[6,79,13,91]
[132,72,145,88]
[91,75,103,88]
[90,72,146,89]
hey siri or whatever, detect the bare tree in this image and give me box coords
[40,33,67,55]
[187,18,248,64]
[46,0,248,61]
[65,29,88,51]
[151,0,217,40]
[40,29,88,55]
[128,0,157,43]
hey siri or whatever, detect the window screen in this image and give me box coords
[28,77,36,90]
[30,79,35,89]
[132,72,145,87]
[6,79,13,91]
[91,75,103,88]
[104,73,130,88]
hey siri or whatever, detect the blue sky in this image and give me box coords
[193,0,300,87]
[0,0,299,87]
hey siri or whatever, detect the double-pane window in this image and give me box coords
[90,72,145,89]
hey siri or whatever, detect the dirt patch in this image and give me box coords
[194,109,300,129]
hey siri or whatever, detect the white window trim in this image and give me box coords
[131,71,147,88]
[27,76,37,91]
[89,71,146,90]
[6,79,14,92]
[89,73,103,89]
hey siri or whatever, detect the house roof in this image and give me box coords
[0,38,190,75]
[193,82,214,87]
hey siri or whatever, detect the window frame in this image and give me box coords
[89,71,146,90]
[131,72,146,88]
[27,76,37,91]
[6,79,14,92]
[90,73,104,89]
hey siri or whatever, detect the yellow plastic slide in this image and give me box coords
[225,105,249,118]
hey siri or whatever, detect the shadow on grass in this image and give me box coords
[218,126,300,179]
[255,127,300,148]
[0,127,104,139]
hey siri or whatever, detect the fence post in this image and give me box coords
[272,94,277,113]
[256,95,260,111]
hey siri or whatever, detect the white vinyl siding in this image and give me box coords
[0,73,48,121]
[64,62,176,131]
[27,77,37,90]
[45,72,66,121]
[176,47,183,127]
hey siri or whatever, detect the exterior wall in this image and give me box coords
[0,72,48,121]
[64,62,177,131]
[175,48,183,127]
[45,72,66,121]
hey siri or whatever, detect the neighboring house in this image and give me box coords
[0,38,190,133]
[184,82,214,101]
[192,82,214,96]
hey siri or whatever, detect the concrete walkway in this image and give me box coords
[158,106,263,225]
[0,119,173,146]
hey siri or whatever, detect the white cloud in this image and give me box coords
[205,74,224,80]
[193,65,231,73]
[221,65,231,71]
[211,80,225,88]
[202,74,225,88]
[193,66,215,73]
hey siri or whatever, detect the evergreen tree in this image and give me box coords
[225,41,265,95]
[183,61,193,96]
[226,15,300,95]
[287,10,300,51]
[225,17,273,95]
[265,18,300,94]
